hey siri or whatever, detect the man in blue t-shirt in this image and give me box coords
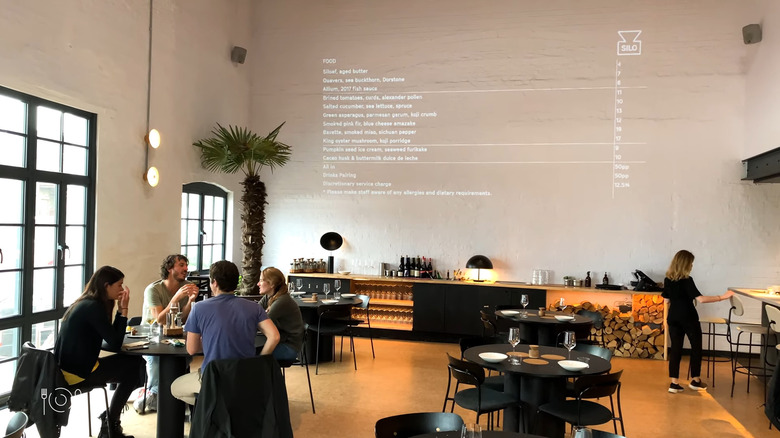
[171,260,280,405]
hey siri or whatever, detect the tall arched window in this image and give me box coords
[181,182,228,273]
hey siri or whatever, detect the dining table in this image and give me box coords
[115,330,268,438]
[463,343,611,438]
[495,310,593,346]
[411,431,546,438]
[294,294,363,361]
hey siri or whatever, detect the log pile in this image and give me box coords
[551,294,665,360]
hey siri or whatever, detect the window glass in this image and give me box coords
[36,140,61,172]
[0,179,24,223]
[63,113,88,146]
[0,272,22,318]
[204,195,214,220]
[0,95,25,133]
[63,265,84,307]
[36,106,61,141]
[35,182,58,225]
[31,320,57,350]
[32,268,55,313]
[66,185,86,225]
[0,132,25,168]
[63,145,87,176]
[33,226,56,268]
[187,194,200,218]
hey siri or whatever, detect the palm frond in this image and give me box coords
[193,122,291,177]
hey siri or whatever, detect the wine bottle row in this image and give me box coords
[398,255,436,278]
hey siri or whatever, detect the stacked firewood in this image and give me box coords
[552,294,665,360]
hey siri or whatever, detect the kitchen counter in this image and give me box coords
[729,287,780,307]
[290,273,660,295]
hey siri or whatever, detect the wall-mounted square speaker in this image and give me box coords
[743,24,762,44]
[231,46,247,64]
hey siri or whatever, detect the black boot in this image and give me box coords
[98,411,135,438]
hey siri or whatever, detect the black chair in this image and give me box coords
[576,309,605,346]
[442,336,504,413]
[565,345,614,404]
[20,342,111,438]
[446,354,520,431]
[538,370,625,436]
[342,294,375,359]
[375,412,464,438]
[4,412,27,438]
[307,306,355,374]
[277,331,316,414]
[480,309,498,337]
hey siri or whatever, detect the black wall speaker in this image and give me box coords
[231,46,247,64]
[743,24,762,44]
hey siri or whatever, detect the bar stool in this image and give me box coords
[729,295,770,397]
[688,301,730,387]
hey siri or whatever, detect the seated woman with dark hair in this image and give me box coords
[258,267,305,361]
[54,266,145,438]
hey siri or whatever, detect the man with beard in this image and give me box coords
[134,254,199,413]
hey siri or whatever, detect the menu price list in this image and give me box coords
[321,58,491,198]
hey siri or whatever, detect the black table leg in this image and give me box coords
[157,355,188,438]
[522,376,565,438]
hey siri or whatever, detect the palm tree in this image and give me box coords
[193,123,291,294]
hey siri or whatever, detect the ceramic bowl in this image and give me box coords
[478,352,508,363]
[558,360,589,371]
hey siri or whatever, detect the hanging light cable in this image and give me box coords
[143,0,160,187]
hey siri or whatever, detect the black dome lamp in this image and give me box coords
[320,232,343,273]
[466,255,493,282]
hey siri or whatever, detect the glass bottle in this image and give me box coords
[584,271,591,287]
[602,272,609,285]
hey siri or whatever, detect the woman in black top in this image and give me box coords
[54,266,145,438]
[662,250,733,393]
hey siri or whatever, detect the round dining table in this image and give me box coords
[294,294,363,362]
[411,431,546,438]
[495,310,593,346]
[463,343,611,438]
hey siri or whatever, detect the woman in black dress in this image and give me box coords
[54,266,145,438]
[662,250,733,393]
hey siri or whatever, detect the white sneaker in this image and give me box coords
[132,391,157,414]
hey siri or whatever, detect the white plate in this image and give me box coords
[554,315,575,322]
[290,291,305,296]
[338,271,351,275]
[341,293,356,298]
[126,334,148,339]
[478,352,508,363]
[501,310,520,316]
[321,299,339,304]
[559,360,589,371]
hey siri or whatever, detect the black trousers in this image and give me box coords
[668,318,703,379]
[72,354,145,422]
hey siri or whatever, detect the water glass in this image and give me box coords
[563,331,576,359]
[461,423,482,438]
[571,426,593,438]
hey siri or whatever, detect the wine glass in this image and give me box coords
[296,279,303,292]
[323,283,331,300]
[520,294,529,318]
[508,327,521,364]
[563,331,576,359]
[334,279,342,293]
[558,297,567,312]
[288,282,296,297]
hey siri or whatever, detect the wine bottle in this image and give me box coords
[427,258,433,277]
[403,255,410,278]
[415,256,422,278]
[584,271,591,287]
[399,256,405,278]
[602,272,609,285]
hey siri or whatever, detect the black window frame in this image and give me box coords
[181,182,228,274]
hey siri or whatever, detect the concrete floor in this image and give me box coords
[10,338,774,437]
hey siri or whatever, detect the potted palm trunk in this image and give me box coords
[193,123,291,294]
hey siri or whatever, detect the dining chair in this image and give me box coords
[3,411,27,438]
[538,369,625,436]
[375,412,464,438]
[575,308,605,346]
[307,306,355,374]
[277,331,316,414]
[685,299,730,388]
[565,345,615,410]
[480,308,498,337]
[446,353,521,431]
[341,294,375,359]
[728,295,770,397]
[20,342,110,438]
[442,336,505,413]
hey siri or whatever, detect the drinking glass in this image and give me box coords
[296,279,303,292]
[508,327,521,364]
[334,279,342,294]
[461,423,482,438]
[323,283,331,300]
[288,282,295,295]
[571,426,593,438]
[520,294,529,318]
[563,331,576,359]
[558,297,567,312]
